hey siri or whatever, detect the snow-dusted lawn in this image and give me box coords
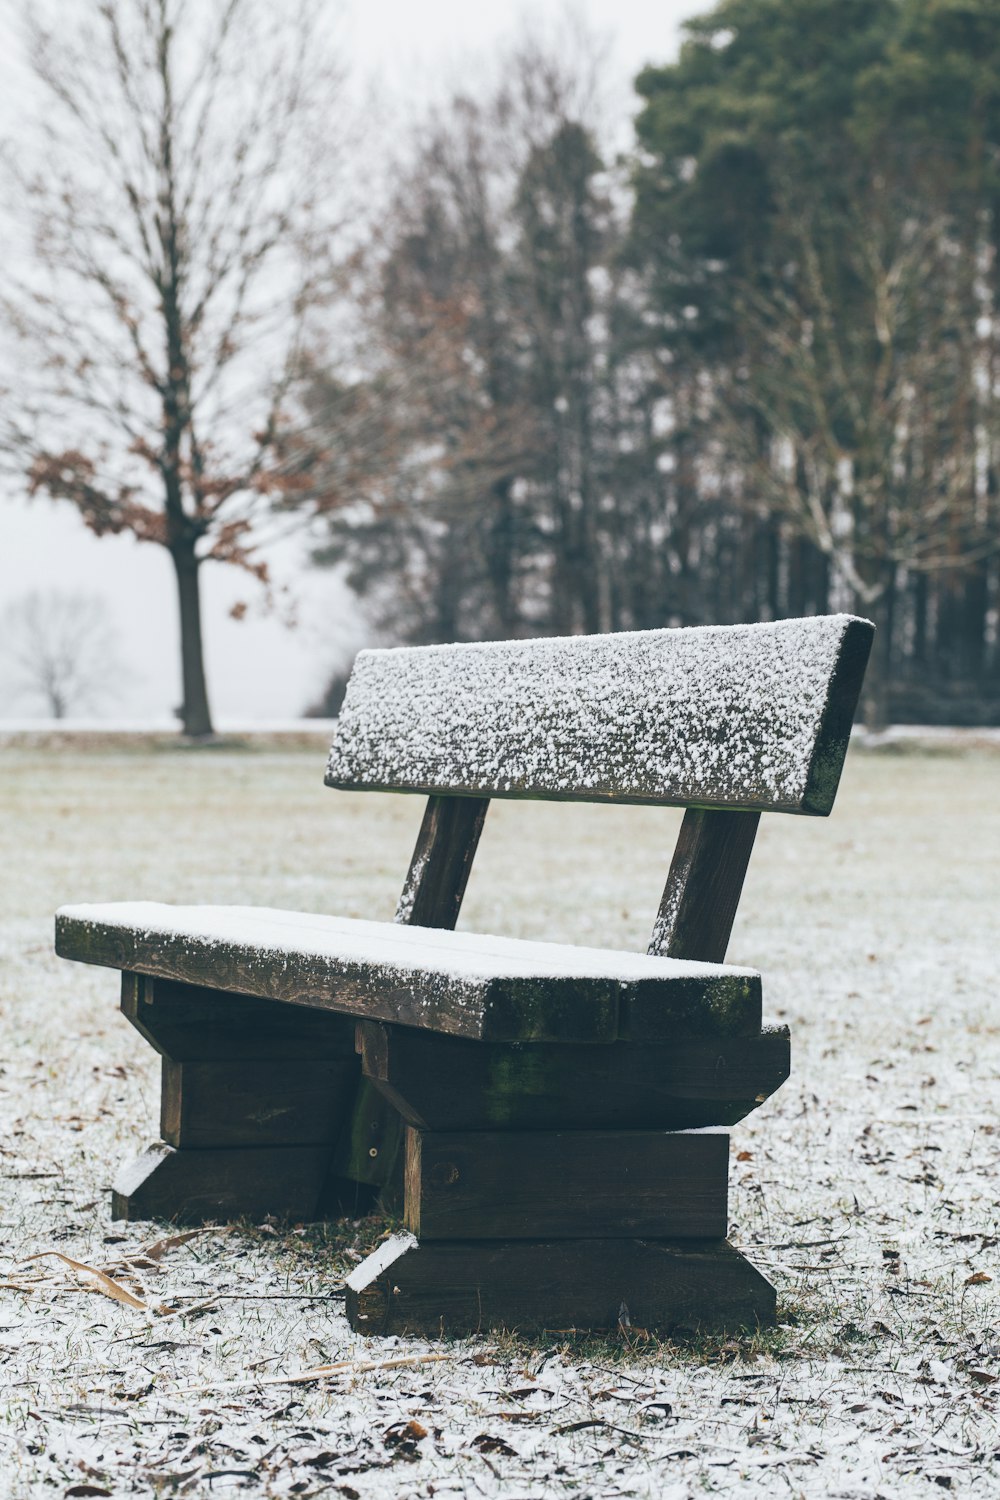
[2,740,999,1496]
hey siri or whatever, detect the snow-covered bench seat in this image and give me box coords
[54,613,873,1338]
[55,904,763,1044]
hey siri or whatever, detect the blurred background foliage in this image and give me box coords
[6,0,1000,732]
[307,0,1000,729]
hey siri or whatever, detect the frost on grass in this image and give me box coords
[3,743,1000,1498]
[327,614,865,811]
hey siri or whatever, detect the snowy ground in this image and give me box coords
[2,741,999,1497]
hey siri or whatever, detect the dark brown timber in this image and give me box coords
[326,616,876,814]
[54,614,874,1321]
[357,1021,790,1131]
[650,809,761,963]
[619,971,761,1044]
[800,616,875,813]
[112,974,359,1221]
[332,792,490,1203]
[160,1058,350,1149]
[396,795,490,927]
[346,1233,776,1337]
[112,1141,331,1224]
[405,1127,729,1240]
[328,1077,406,1202]
[120,974,358,1061]
[59,912,642,1043]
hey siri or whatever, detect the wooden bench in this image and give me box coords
[55,613,873,1336]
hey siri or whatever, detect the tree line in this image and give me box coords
[5,0,999,731]
[307,0,1000,730]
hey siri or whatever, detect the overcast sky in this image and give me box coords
[0,0,707,723]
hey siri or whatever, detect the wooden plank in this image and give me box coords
[395,795,489,926]
[326,615,874,813]
[620,972,761,1043]
[801,613,876,813]
[358,1021,790,1131]
[160,1058,352,1148]
[649,809,760,962]
[120,973,358,1061]
[404,1127,729,1240]
[345,1233,776,1337]
[332,791,489,1200]
[58,907,633,1043]
[111,1141,330,1224]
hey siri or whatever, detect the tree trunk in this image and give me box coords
[170,541,214,738]
[862,586,893,734]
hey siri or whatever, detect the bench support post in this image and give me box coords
[113,974,362,1224]
[347,1233,775,1338]
[333,794,490,1211]
[651,808,760,963]
[346,1021,780,1337]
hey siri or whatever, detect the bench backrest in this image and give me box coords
[326,615,873,816]
[325,615,873,965]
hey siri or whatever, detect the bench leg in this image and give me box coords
[113,1141,336,1224]
[345,1024,782,1337]
[346,1124,774,1337]
[347,1233,775,1338]
[114,974,362,1224]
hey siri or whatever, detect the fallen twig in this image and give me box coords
[179,1350,451,1394]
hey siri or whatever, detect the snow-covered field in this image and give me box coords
[2,742,999,1497]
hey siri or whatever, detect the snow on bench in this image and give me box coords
[327,614,873,814]
[55,901,762,1043]
[52,612,873,1337]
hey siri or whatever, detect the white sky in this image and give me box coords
[0,0,706,723]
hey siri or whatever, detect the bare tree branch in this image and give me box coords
[0,0,354,735]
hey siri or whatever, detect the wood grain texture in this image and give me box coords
[58,900,629,1044]
[650,809,761,963]
[160,1058,351,1149]
[395,795,489,926]
[619,972,761,1043]
[120,973,359,1062]
[333,791,489,1200]
[345,1234,776,1336]
[111,1141,330,1224]
[328,1076,405,1206]
[358,1021,790,1131]
[801,615,876,813]
[404,1127,729,1240]
[326,615,874,814]
[60,911,761,1043]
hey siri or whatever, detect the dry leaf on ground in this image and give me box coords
[22,1251,150,1311]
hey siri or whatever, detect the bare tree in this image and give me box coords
[308,26,631,646]
[724,180,1000,727]
[1,590,124,719]
[0,0,350,736]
